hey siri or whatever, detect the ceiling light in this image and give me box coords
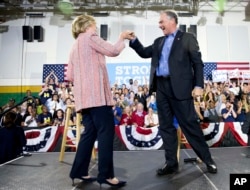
[57,0,74,15]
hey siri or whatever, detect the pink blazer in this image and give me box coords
[67,32,125,112]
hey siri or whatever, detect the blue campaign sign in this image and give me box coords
[106,62,151,86]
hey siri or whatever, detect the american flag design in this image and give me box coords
[43,64,67,83]
[42,62,249,85]
[204,62,250,80]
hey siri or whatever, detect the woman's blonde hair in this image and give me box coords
[71,14,96,39]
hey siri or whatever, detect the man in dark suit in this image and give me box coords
[128,9,217,175]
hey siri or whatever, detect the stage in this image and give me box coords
[1,147,250,190]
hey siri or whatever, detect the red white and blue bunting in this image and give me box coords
[23,122,249,152]
[115,125,163,150]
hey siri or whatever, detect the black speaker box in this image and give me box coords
[188,25,197,37]
[22,25,33,42]
[34,25,44,42]
[100,24,108,40]
[179,24,186,32]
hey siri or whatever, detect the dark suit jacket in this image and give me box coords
[0,125,26,164]
[129,30,204,100]
[242,112,250,134]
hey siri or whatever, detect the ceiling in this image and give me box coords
[0,0,248,23]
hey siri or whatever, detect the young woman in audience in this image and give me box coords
[47,93,63,115]
[119,105,133,126]
[21,104,33,127]
[144,107,159,128]
[147,93,157,113]
[24,108,38,127]
[53,109,65,126]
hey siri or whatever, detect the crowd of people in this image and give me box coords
[1,77,250,130]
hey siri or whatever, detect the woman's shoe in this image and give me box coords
[97,178,126,188]
[71,176,97,186]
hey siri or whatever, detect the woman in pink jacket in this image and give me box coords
[67,14,132,188]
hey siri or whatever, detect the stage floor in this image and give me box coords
[1,147,250,190]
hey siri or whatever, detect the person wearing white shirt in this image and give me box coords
[24,109,38,127]
[144,107,159,128]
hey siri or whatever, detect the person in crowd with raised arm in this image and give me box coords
[38,84,53,105]
[144,107,159,128]
[66,14,133,187]
[45,70,59,91]
[221,99,237,122]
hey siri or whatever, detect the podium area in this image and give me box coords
[1,147,250,190]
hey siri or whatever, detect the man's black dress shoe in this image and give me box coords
[206,161,217,174]
[156,163,178,176]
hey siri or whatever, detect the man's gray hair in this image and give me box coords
[162,10,178,24]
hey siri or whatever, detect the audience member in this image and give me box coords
[131,102,147,127]
[143,85,150,99]
[135,85,147,111]
[0,111,26,164]
[38,84,53,105]
[23,108,38,127]
[57,82,69,102]
[129,79,139,94]
[21,105,34,127]
[119,105,133,126]
[37,105,53,127]
[23,89,36,106]
[20,101,28,117]
[2,98,16,111]
[221,100,237,122]
[35,98,43,115]
[112,98,123,126]
[53,109,65,126]
[45,70,59,90]
[215,94,227,117]
[67,81,74,95]
[46,93,63,115]
[127,91,135,106]
[11,107,23,126]
[236,100,248,122]
[229,79,240,97]
[144,107,159,128]
[118,93,129,109]
[123,87,130,99]
[147,93,157,113]
[203,101,221,123]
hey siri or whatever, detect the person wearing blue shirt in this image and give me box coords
[221,100,237,122]
[112,98,123,126]
[128,9,217,175]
